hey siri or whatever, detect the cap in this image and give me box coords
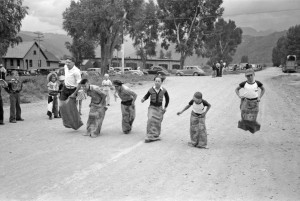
[245,68,254,76]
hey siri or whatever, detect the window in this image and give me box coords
[126,62,137,69]
[172,64,180,69]
[159,64,168,69]
[38,60,41,67]
[17,59,20,67]
[29,60,32,67]
[33,50,36,55]
[145,63,153,69]
[47,61,50,67]
[10,59,14,66]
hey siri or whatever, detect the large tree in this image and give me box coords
[272,36,287,66]
[63,0,144,74]
[0,0,28,61]
[65,37,96,67]
[129,0,159,69]
[286,24,300,60]
[157,0,223,68]
[205,18,242,64]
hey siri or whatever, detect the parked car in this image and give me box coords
[176,66,205,76]
[87,68,101,75]
[147,66,170,76]
[7,68,30,76]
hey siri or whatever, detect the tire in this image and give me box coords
[176,73,181,76]
[193,72,199,76]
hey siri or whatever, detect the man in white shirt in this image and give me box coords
[59,58,81,101]
[59,58,83,130]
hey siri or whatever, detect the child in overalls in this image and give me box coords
[4,71,24,123]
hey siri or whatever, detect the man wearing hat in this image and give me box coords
[235,68,265,133]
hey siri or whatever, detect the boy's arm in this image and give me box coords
[141,91,150,103]
[203,100,211,115]
[258,86,265,101]
[235,86,242,98]
[177,105,191,115]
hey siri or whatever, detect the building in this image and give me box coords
[3,41,60,71]
[80,57,181,72]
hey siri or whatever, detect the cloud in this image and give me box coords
[21,0,300,34]
[23,0,71,27]
[222,0,300,31]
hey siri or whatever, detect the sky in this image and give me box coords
[21,0,300,34]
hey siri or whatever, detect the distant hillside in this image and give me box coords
[18,28,286,66]
[19,31,72,59]
[232,31,287,64]
[241,27,276,36]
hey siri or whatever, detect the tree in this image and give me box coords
[241,55,248,63]
[63,0,144,74]
[165,50,172,59]
[0,0,28,61]
[129,0,159,69]
[157,0,223,68]
[65,37,96,67]
[159,49,165,59]
[205,18,242,64]
[285,25,300,59]
[272,36,287,66]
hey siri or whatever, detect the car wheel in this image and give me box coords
[193,72,199,76]
[176,73,181,76]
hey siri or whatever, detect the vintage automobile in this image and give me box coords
[282,55,297,73]
[176,66,205,76]
[147,66,170,76]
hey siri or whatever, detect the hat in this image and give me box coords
[113,80,123,86]
[245,68,254,76]
[47,72,58,82]
[0,64,3,67]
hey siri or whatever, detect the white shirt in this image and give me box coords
[64,65,81,87]
[193,102,205,114]
[240,81,261,99]
[102,79,112,91]
[153,86,163,93]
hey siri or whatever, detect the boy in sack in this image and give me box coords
[177,92,211,149]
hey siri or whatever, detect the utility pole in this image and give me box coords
[121,8,127,75]
[34,32,44,69]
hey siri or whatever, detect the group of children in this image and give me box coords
[1,67,264,149]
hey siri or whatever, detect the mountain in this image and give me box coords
[18,28,286,66]
[232,30,287,64]
[19,31,72,59]
[241,27,276,36]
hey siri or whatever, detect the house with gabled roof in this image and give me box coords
[3,41,60,71]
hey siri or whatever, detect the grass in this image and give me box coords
[0,73,156,106]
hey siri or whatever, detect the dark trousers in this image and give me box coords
[47,95,59,117]
[59,86,76,101]
[9,93,22,121]
[0,97,3,123]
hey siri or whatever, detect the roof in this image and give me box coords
[4,41,37,58]
[44,51,60,62]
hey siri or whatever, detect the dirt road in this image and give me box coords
[0,67,299,201]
